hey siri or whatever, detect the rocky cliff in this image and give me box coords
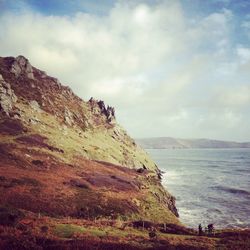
[0,55,179,225]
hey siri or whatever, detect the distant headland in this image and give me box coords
[136,137,250,149]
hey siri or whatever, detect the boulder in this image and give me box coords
[0,74,17,116]
[11,55,34,79]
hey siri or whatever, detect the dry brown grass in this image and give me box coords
[0,139,176,223]
[1,214,249,250]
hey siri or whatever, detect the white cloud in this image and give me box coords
[0,1,249,141]
[241,21,250,29]
[213,86,250,108]
[237,46,250,64]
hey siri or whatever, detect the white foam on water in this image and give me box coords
[149,148,250,229]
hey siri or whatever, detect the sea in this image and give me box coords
[147,148,250,229]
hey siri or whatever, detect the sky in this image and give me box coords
[0,0,250,141]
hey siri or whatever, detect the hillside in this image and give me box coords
[0,55,182,248]
[0,55,180,219]
[1,56,250,250]
[136,137,250,149]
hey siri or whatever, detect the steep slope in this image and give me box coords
[0,55,179,226]
[0,55,159,171]
[137,137,250,149]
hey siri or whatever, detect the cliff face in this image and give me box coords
[0,55,179,224]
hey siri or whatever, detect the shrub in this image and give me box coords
[54,224,86,238]
[0,205,24,226]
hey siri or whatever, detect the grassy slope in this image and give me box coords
[0,210,249,250]
[15,100,157,171]
[0,95,179,222]
[1,101,249,250]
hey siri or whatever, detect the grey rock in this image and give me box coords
[0,74,18,116]
[88,97,116,123]
[64,108,74,126]
[29,118,38,124]
[11,55,34,79]
[106,105,115,123]
[29,100,41,112]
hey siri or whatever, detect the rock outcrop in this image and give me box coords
[64,108,74,126]
[89,97,116,124]
[10,55,34,79]
[0,74,17,116]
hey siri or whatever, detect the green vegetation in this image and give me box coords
[54,224,86,238]
[54,224,108,238]
[16,101,158,172]
[1,214,248,249]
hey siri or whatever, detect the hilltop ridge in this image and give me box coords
[137,137,250,149]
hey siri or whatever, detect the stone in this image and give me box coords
[64,108,74,126]
[0,74,18,116]
[29,100,41,112]
[106,105,115,123]
[11,55,34,79]
[28,117,40,124]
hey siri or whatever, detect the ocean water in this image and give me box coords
[147,148,250,229]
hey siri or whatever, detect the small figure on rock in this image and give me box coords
[198,224,203,236]
[208,224,214,236]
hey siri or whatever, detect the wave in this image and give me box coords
[211,186,250,196]
[235,169,250,173]
[233,156,247,160]
[207,208,223,214]
[153,148,250,228]
[207,165,219,168]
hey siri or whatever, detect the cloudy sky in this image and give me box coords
[0,0,250,141]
